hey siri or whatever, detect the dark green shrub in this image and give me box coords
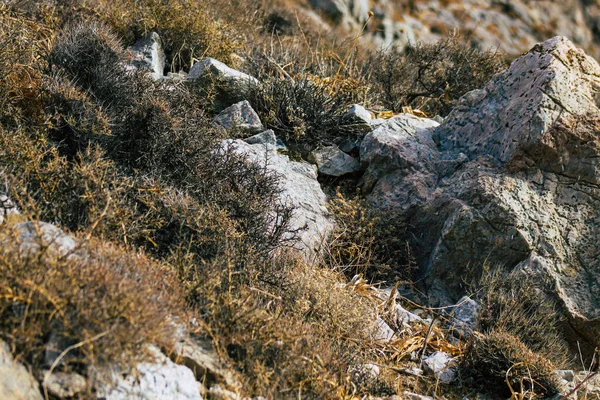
[370,34,506,116]
[475,267,569,367]
[244,75,358,154]
[462,330,561,398]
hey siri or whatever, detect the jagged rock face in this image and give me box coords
[362,37,600,349]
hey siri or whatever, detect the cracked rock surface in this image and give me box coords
[362,37,600,351]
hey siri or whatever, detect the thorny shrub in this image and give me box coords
[180,246,386,398]
[46,22,294,254]
[462,329,561,398]
[0,223,185,381]
[327,191,414,282]
[370,34,506,116]
[474,266,569,367]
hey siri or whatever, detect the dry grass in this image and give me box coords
[0,223,186,382]
[326,191,415,282]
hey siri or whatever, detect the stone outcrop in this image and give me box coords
[361,37,600,351]
[222,138,334,258]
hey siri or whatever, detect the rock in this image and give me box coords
[422,351,457,384]
[128,32,165,80]
[555,369,575,382]
[359,113,443,210]
[221,139,334,258]
[41,371,87,399]
[94,345,202,400]
[311,145,361,176]
[171,336,240,392]
[558,370,600,397]
[243,129,277,146]
[0,193,19,224]
[396,304,425,328]
[338,137,362,154]
[363,37,600,353]
[349,363,380,385]
[187,58,258,111]
[0,340,43,400]
[213,101,264,134]
[372,317,395,341]
[346,104,373,125]
[402,392,433,400]
[449,296,480,339]
[9,221,77,259]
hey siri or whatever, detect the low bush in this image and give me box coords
[47,21,293,255]
[474,267,569,367]
[370,34,506,116]
[462,330,561,398]
[326,191,414,282]
[0,224,185,377]
[93,0,243,71]
[181,246,383,398]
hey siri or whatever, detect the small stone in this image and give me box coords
[554,369,575,382]
[449,296,480,339]
[402,392,434,400]
[373,317,395,341]
[346,104,373,124]
[422,351,457,383]
[213,101,264,134]
[42,371,87,399]
[311,145,361,176]
[0,340,43,400]
[128,32,165,80]
[349,363,380,384]
[396,304,425,327]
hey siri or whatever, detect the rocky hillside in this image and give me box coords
[304,0,600,59]
[1,0,600,399]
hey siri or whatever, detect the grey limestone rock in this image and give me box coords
[188,58,258,111]
[311,145,361,176]
[128,32,165,81]
[213,100,264,134]
[361,37,600,353]
[94,345,202,400]
[422,351,457,384]
[220,139,334,258]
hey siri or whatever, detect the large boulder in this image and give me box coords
[362,37,600,350]
[0,340,43,400]
[221,138,335,258]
